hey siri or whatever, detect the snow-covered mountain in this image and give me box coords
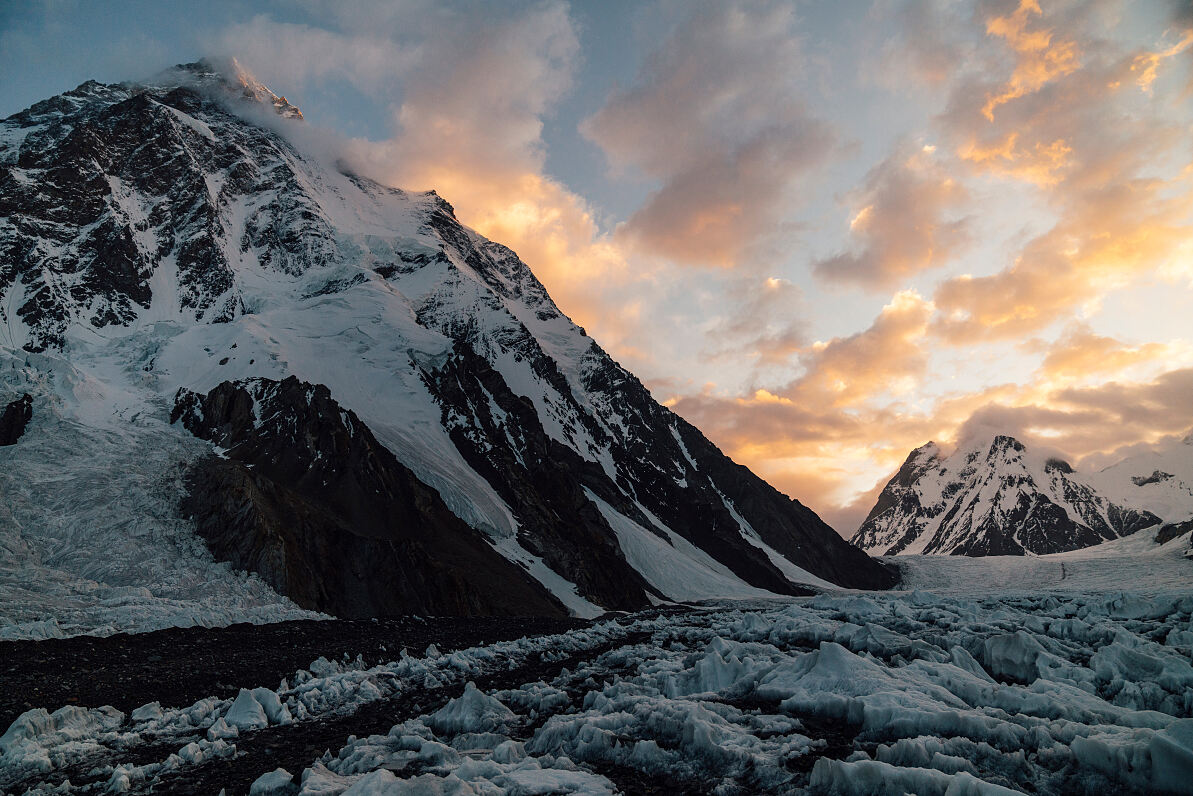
[851,435,1166,556]
[1086,432,1193,524]
[0,59,893,633]
[1086,432,1193,554]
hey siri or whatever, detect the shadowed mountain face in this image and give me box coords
[172,377,567,618]
[1,59,895,619]
[852,435,1163,557]
[0,394,32,445]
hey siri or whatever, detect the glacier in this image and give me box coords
[3,538,1192,794]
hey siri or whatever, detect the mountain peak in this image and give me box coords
[0,68,895,628]
[990,434,1025,452]
[154,57,303,120]
[852,433,1161,556]
[1044,457,1074,474]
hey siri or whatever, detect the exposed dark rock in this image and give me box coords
[1,72,333,350]
[1044,457,1074,474]
[1155,518,1193,545]
[422,343,656,610]
[172,376,567,618]
[422,342,897,602]
[1133,470,1174,487]
[0,393,32,445]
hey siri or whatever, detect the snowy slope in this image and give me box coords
[852,434,1163,556]
[0,59,891,636]
[0,348,326,640]
[894,529,1193,594]
[1086,432,1193,527]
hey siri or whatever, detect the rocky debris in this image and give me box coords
[0,614,596,794]
[0,393,31,445]
[172,377,567,618]
[0,615,588,731]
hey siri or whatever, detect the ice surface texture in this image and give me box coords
[5,585,1193,794]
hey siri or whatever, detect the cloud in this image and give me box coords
[1130,27,1193,91]
[580,1,838,268]
[666,291,941,529]
[862,0,975,89]
[789,290,934,407]
[1056,367,1193,431]
[702,276,807,368]
[980,0,1080,120]
[1033,324,1179,386]
[928,0,1193,344]
[813,143,971,289]
[212,14,419,95]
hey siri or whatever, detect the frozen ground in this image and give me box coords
[3,541,1192,795]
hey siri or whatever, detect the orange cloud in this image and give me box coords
[814,143,971,288]
[1034,325,1181,387]
[1130,27,1193,91]
[789,291,934,408]
[666,290,942,523]
[981,0,1080,120]
[932,174,1192,343]
[929,0,1193,345]
[958,132,1071,185]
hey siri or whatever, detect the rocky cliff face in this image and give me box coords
[1,59,894,621]
[852,435,1162,557]
[0,394,31,445]
[171,377,566,617]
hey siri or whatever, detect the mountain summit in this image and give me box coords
[850,434,1164,556]
[153,57,305,119]
[0,63,893,632]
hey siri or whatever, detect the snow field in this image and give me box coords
[7,589,1193,794]
[895,528,1193,595]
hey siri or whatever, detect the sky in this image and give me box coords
[2,0,1192,534]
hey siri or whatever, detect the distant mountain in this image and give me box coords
[851,434,1165,556]
[1086,432,1193,556]
[0,59,893,630]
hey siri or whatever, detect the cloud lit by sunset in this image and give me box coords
[5,0,1188,537]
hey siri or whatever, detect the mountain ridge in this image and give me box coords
[0,60,893,634]
[851,432,1183,557]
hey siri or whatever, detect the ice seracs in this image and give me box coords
[8,576,1191,794]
